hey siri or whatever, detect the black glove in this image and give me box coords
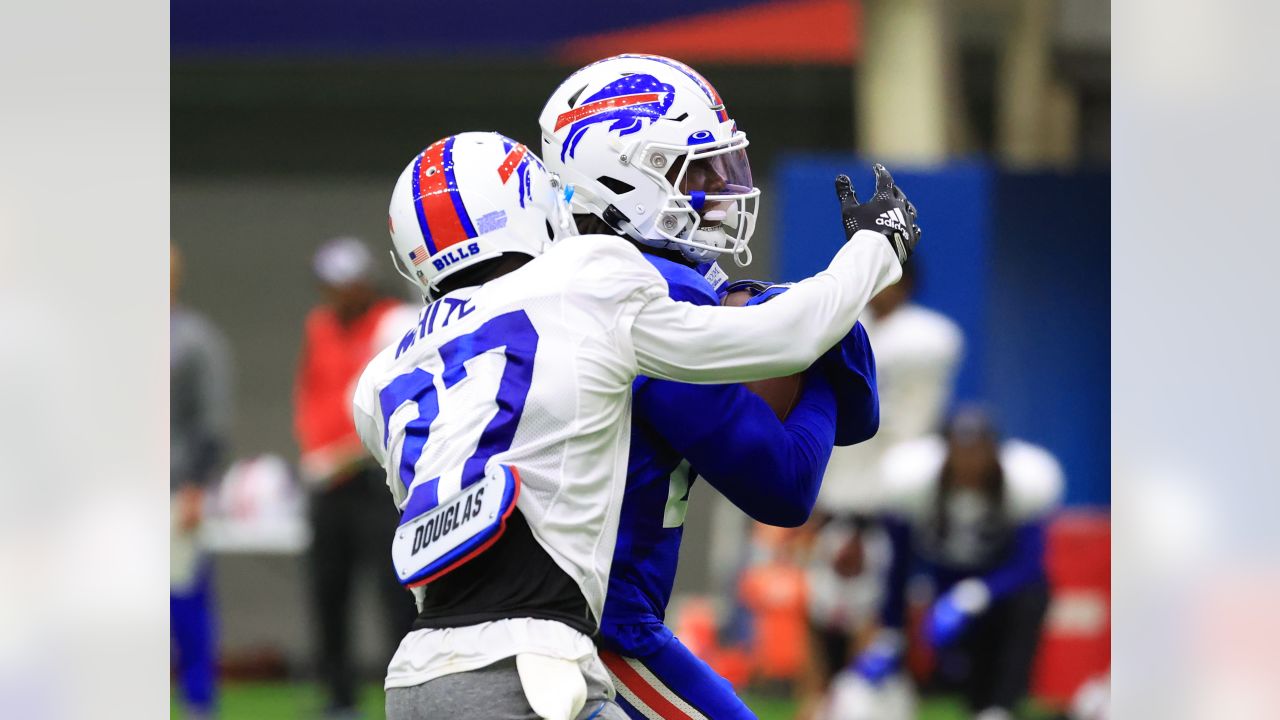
[835,164,921,265]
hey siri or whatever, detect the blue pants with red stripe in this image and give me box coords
[600,634,754,720]
[171,563,217,714]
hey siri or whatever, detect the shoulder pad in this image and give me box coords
[640,253,719,306]
[882,305,965,362]
[880,436,946,518]
[1000,440,1064,521]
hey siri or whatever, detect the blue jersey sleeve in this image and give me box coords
[877,518,1048,630]
[633,370,838,528]
[981,521,1048,599]
[819,321,880,446]
[739,283,879,448]
[631,253,839,527]
[632,254,721,397]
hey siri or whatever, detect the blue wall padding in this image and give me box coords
[775,155,1109,506]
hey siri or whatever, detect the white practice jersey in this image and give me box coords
[353,230,899,686]
[880,435,1064,526]
[817,302,964,513]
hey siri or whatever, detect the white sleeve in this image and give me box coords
[1001,440,1065,521]
[374,303,421,353]
[631,230,902,383]
[351,362,387,467]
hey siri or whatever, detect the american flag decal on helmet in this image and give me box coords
[408,245,430,266]
[554,93,663,131]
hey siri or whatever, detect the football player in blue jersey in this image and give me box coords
[539,55,916,718]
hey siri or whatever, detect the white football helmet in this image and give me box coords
[388,131,577,299]
[538,54,760,266]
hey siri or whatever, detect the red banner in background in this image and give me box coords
[557,0,860,65]
[1033,510,1111,706]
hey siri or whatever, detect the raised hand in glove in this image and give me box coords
[835,164,921,265]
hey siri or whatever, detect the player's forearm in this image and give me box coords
[821,323,880,446]
[756,379,839,526]
[701,374,837,527]
[632,231,900,383]
[980,523,1047,600]
[835,377,878,446]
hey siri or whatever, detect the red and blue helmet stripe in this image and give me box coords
[411,136,478,256]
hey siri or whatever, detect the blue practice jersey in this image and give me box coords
[599,254,881,658]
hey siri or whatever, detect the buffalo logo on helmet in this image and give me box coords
[496,140,541,209]
[554,73,676,161]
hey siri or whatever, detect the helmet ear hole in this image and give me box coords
[546,220,555,239]
[596,176,635,196]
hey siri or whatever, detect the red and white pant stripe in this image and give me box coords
[599,650,710,720]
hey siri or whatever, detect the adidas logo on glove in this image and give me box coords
[875,207,908,233]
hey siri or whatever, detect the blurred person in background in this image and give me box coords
[801,261,963,714]
[293,236,417,718]
[171,243,233,719]
[850,407,1062,720]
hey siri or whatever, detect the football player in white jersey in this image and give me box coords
[848,408,1063,720]
[352,131,920,720]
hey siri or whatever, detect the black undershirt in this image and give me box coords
[411,510,596,636]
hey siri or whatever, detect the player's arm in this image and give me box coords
[189,318,233,488]
[350,354,390,467]
[921,522,1050,649]
[819,320,879,445]
[177,318,233,532]
[729,280,881,446]
[636,371,838,528]
[980,521,1047,600]
[631,166,917,384]
[926,442,1063,643]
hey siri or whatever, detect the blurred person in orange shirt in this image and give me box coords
[171,244,233,719]
[294,237,417,718]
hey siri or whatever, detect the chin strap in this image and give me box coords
[389,249,432,300]
[601,204,638,238]
[601,204,752,268]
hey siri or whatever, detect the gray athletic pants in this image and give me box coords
[385,657,629,720]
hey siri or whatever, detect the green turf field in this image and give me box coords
[171,681,1055,719]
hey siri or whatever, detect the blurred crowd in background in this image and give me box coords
[171,1,1109,718]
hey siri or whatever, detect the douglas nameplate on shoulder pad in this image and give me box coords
[392,464,521,587]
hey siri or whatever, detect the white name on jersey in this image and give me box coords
[391,464,519,586]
